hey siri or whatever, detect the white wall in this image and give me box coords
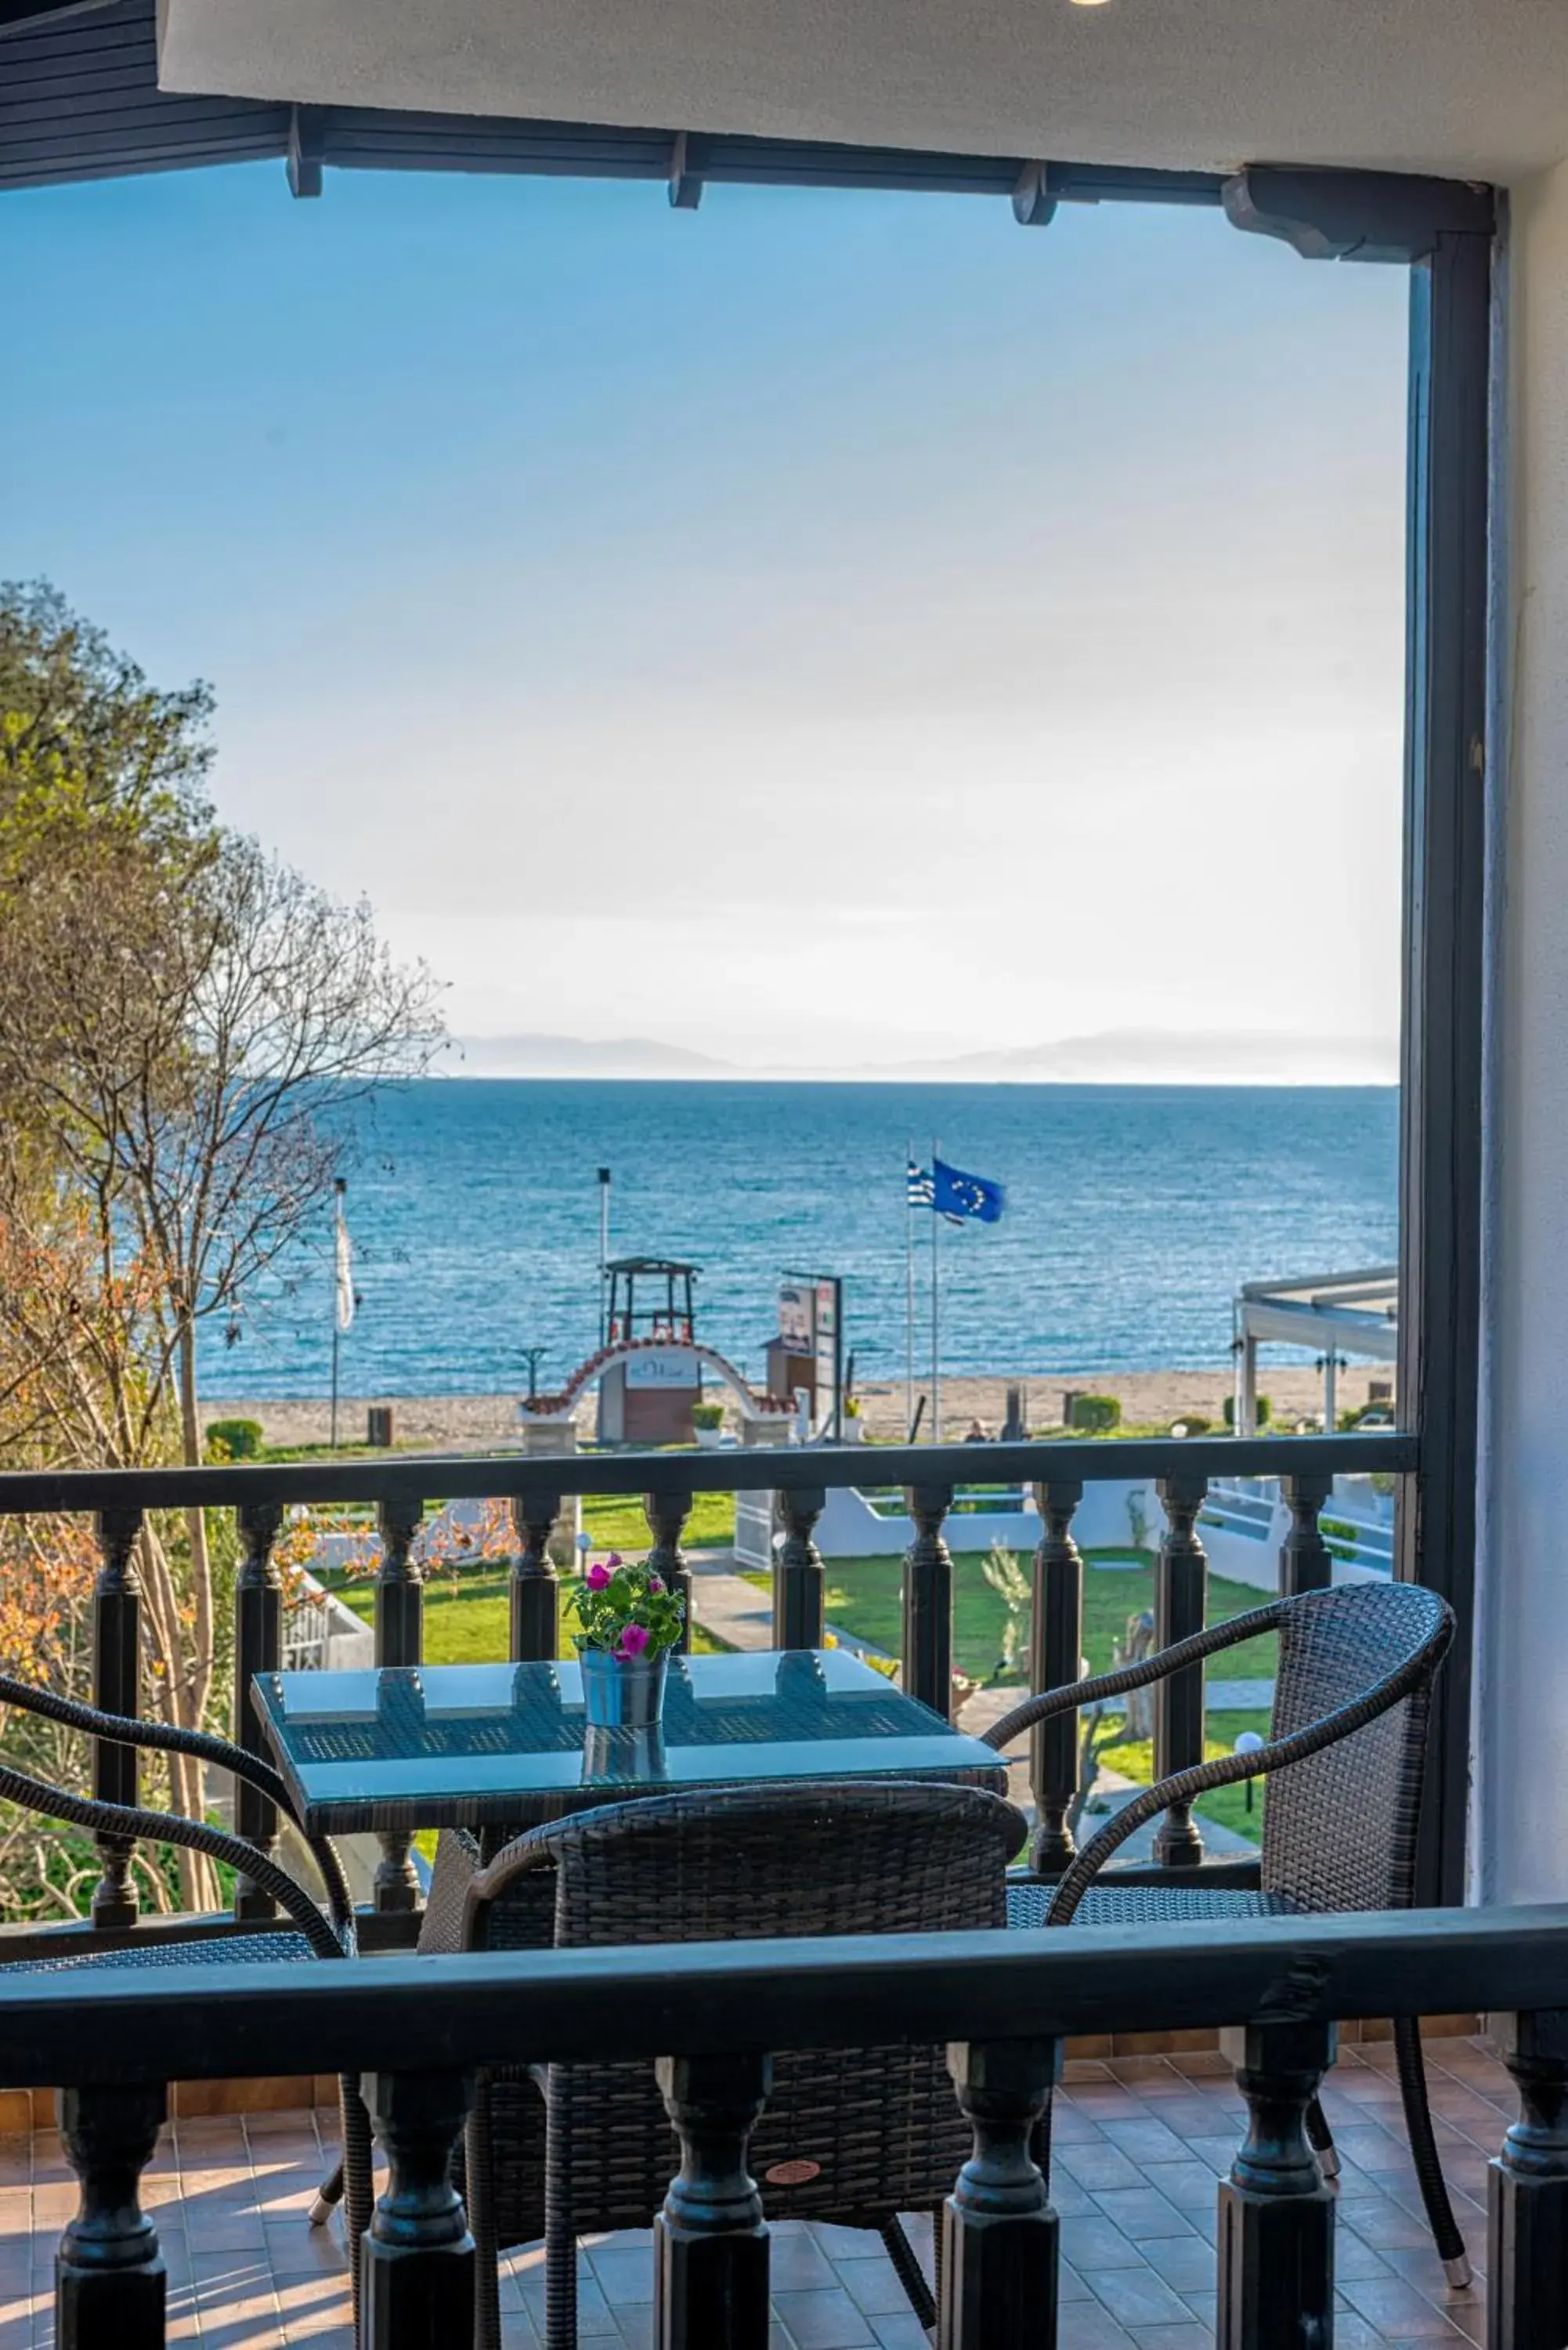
[1475,159,1568,1902]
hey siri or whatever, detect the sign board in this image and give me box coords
[777,1282,814,1350]
[625,1347,700,1390]
[778,1273,844,1441]
[814,1281,838,1434]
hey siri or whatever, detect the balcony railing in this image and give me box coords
[0,1429,1415,1939]
[7,1899,1567,2350]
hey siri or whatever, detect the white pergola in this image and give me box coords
[1234,1266,1398,1437]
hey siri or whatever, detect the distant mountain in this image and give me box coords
[899,1030,1400,1086]
[449,1028,1397,1084]
[451,1033,735,1079]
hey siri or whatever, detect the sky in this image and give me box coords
[0,161,1410,1075]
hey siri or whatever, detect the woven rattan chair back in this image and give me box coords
[1262,1580,1451,1912]
[468,1779,1024,2240]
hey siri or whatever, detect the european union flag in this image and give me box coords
[933,1158,1006,1224]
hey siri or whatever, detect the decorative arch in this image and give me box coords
[517,1334,792,1425]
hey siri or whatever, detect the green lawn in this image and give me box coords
[582,1491,735,1550]
[328,1565,729,1661]
[761,1549,1280,1687]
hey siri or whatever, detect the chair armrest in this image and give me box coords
[0,1755,350,1958]
[463,1822,562,1952]
[1043,1622,1447,1923]
[981,1600,1286,1750]
[0,1676,354,1935]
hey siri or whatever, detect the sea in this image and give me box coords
[198,1081,1400,1405]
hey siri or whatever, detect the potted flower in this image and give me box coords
[574,1553,686,1727]
[842,1395,865,1444]
[690,1398,725,1449]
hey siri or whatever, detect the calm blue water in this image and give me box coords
[199,1081,1399,1401]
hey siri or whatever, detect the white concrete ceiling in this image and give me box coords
[157,0,1568,186]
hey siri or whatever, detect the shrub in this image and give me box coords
[1070,1394,1121,1434]
[1170,1413,1212,1437]
[1223,1394,1272,1428]
[690,1401,724,1430]
[206,1417,263,1460]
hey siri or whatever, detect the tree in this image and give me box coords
[0,582,445,1904]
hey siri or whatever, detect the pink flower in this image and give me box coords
[617,1622,652,1660]
[648,1573,663,1594]
[586,1562,611,1592]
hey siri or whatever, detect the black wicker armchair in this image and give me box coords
[0,1675,374,2290]
[985,1578,1468,2285]
[420,1777,1028,2350]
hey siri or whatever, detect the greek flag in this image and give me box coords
[933,1157,1006,1225]
[906,1160,934,1208]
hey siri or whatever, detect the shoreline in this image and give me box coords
[212,1364,1389,1453]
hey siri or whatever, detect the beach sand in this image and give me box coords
[219,1363,1390,1453]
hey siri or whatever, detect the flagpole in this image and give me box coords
[905,1139,916,1440]
[930,1135,941,1444]
[331,1176,345,1452]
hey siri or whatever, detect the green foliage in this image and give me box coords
[1069,1394,1122,1434]
[206,1417,262,1461]
[574,1556,686,1658]
[1223,1394,1273,1427]
[690,1401,724,1430]
[1170,1413,1212,1436]
[977,1541,1031,1678]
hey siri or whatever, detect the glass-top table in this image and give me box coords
[251,1647,1007,1838]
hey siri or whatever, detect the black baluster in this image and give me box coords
[1279,1472,1334,1597]
[56,2082,167,2350]
[654,2051,772,2350]
[941,2037,1060,2350]
[361,2068,475,2350]
[90,1507,143,1931]
[645,1488,694,1654]
[509,1491,561,1662]
[1216,2019,1336,2350]
[772,1486,826,1652]
[903,1484,956,1719]
[1488,2008,1568,2350]
[233,1499,284,1920]
[374,1495,425,1914]
[1153,1472,1208,1867]
[1028,1480,1083,1873]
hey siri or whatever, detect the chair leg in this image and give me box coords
[309,2157,345,2228]
[878,2217,937,2330]
[1306,2095,1339,2180]
[338,2073,377,2340]
[544,2207,577,2350]
[1393,2016,1471,2290]
[467,2082,503,2350]
[1029,2094,1053,2190]
[544,2077,578,2350]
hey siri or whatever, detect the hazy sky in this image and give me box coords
[2,164,1408,1071]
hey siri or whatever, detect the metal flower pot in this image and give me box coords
[578,1643,669,1729]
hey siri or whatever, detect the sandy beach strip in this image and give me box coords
[215,1364,1390,1453]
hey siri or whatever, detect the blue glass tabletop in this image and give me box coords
[252,1648,1006,1835]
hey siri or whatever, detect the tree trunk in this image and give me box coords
[170,1331,222,1915]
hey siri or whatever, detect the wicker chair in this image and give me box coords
[985,1579,1468,2285]
[421,1778,1028,2350]
[0,1675,375,2294]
